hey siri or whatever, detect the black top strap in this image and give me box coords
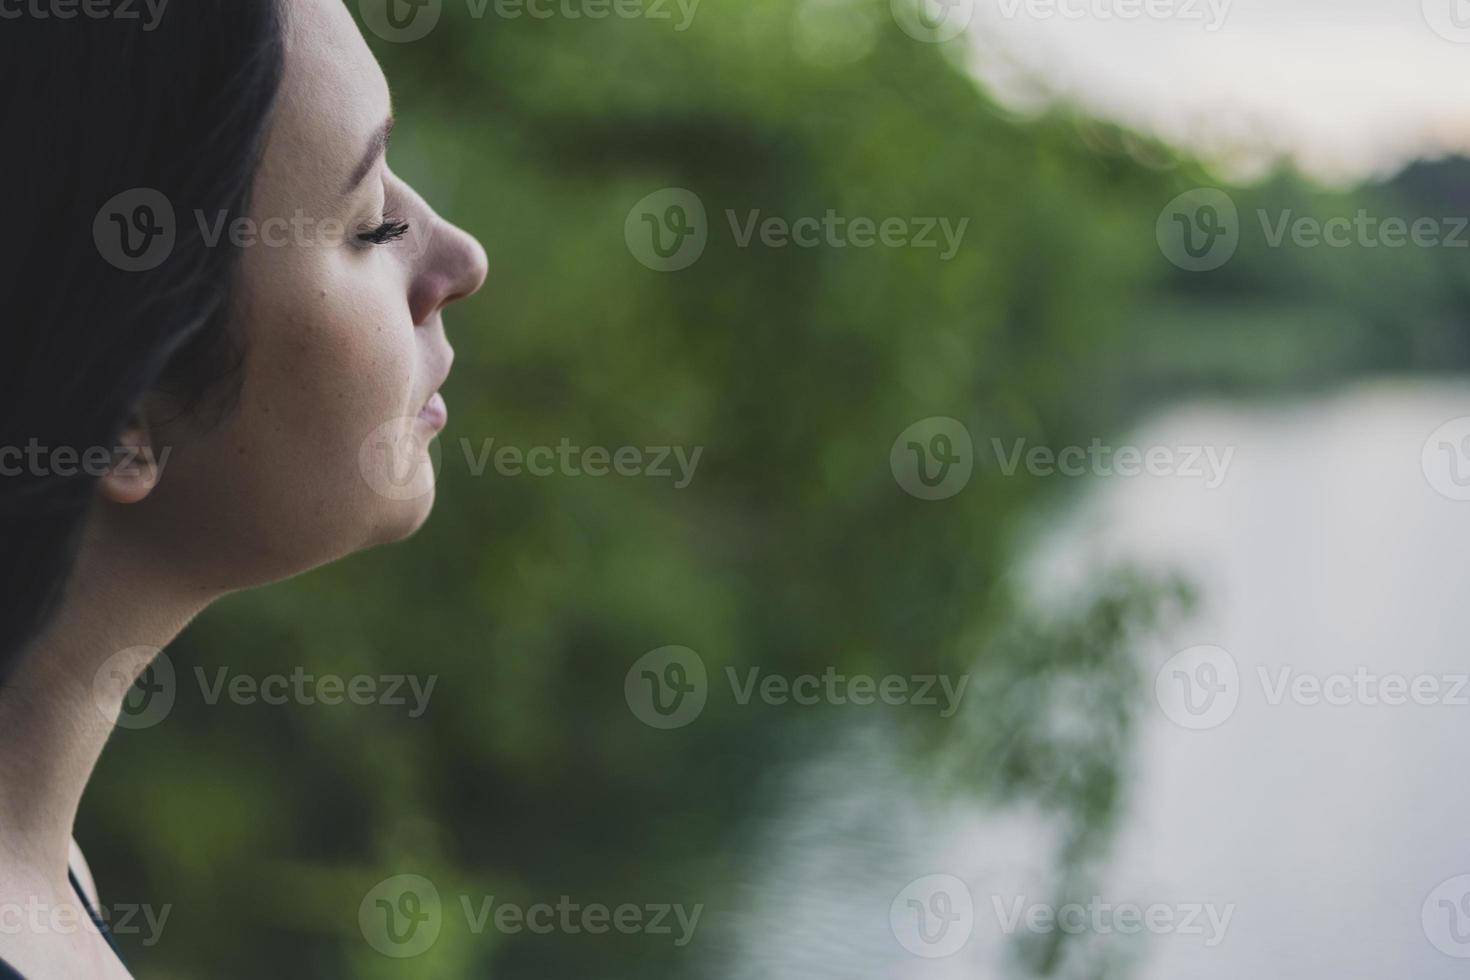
[69,868,123,960]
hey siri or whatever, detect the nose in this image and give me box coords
[409,217,489,327]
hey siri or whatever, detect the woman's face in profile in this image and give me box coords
[131,0,488,589]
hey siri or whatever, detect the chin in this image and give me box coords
[364,483,438,548]
[394,491,438,540]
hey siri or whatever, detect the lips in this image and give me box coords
[418,391,448,431]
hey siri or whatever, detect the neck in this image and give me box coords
[0,523,214,883]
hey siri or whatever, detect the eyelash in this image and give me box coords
[357,217,410,246]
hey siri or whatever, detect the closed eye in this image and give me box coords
[357,218,410,246]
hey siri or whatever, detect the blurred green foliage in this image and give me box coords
[81,0,1470,977]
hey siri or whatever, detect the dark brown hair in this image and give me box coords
[0,0,286,676]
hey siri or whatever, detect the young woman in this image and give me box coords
[0,0,488,975]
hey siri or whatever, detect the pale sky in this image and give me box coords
[961,0,1470,184]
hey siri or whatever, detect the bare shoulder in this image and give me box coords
[68,836,101,908]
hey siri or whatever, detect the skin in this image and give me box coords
[0,1,487,976]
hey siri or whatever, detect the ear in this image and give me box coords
[97,409,164,505]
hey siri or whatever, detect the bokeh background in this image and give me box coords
[82,0,1470,976]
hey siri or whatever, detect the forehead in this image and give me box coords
[257,0,392,204]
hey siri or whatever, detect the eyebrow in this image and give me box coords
[344,116,395,194]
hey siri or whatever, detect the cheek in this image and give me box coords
[247,275,417,450]
[154,250,434,584]
[247,259,429,511]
